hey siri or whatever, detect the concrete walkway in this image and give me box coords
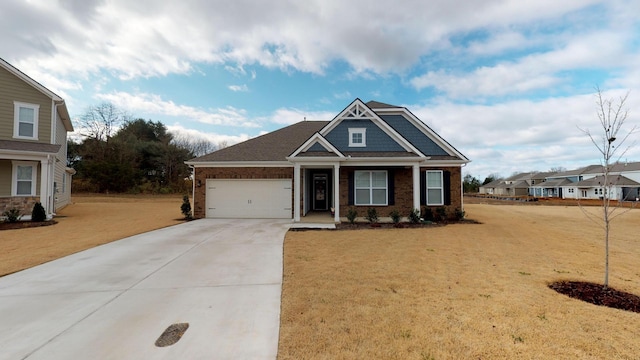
[0,219,291,360]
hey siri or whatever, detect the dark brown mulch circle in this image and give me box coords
[155,322,189,347]
[549,281,640,313]
[0,220,57,231]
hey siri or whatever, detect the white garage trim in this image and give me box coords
[205,179,292,219]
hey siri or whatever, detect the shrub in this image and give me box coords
[2,208,22,223]
[31,202,46,222]
[408,208,421,224]
[389,209,401,224]
[422,207,434,221]
[346,207,358,224]
[435,207,447,222]
[454,208,465,220]
[365,208,379,224]
[181,195,193,220]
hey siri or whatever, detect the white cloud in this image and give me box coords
[228,84,249,92]
[166,124,250,148]
[95,91,260,127]
[0,0,608,84]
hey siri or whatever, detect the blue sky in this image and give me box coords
[2,0,640,179]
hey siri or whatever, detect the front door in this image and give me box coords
[313,174,328,210]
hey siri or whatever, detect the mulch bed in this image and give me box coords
[549,281,640,313]
[0,220,57,231]
[335,218,481,230]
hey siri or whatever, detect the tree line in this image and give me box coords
[68,103,218,193]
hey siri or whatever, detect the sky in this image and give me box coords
[2,0,640,180]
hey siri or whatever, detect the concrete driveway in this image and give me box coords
[0,219,291,360]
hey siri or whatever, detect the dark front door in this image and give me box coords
[313,174,328,210]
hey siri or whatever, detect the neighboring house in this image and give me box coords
[0,58,74,219]
[478,179,503,195]
[563,175,640,200]
[186,99,469,222]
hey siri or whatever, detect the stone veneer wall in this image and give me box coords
[0,196,39,217]
[193,167,294,219]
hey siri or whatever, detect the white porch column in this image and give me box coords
[294,163,301,222]
[40,155,53,217]
[412,164,421,212]
[333,164,340,223]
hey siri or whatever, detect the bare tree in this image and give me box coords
[549,166,566,173]
[78,103,130,141]
[579,87,635,289]
[171,134,218,158]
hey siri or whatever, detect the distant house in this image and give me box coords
[186,99,469,222]
[563,175,640,200]
[0,58,74,219]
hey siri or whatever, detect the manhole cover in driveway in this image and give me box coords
[155,323,189,347]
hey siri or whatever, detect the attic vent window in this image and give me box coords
[348,128,366,147]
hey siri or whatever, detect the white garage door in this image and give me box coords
[205,179,292,219]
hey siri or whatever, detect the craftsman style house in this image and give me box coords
[187,99,469,222]
[0,58,74,219]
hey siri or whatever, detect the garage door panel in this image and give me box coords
[206,179,292,219]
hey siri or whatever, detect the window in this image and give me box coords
[12,161,37,196]
[426,170,444,205]
[14,102,39,140]
[348,128,366,147]
[355,171,387,205]
[568,188,574,193]
[581,190,588,197]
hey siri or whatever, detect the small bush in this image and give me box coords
[365,208,379,224]
[181,195,193,220]
[31,202,46,222]
[454,208,465,220]
[389,209,401,224]
[435,207,447,221]
[346,207,358,224]
[2,208,22,223]
[422,207,434,221]
[408,208,421,224]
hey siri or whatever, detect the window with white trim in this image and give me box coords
[348,128,366,147]
[355,170,387,205]
[12,161,37,196]
[426,170,444,205]
[14,102,39,140]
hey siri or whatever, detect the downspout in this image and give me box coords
[460,162,467,213]
[189,165,195,217]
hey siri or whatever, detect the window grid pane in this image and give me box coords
[354,171,387,205]
[19,107,34,123]
[17,181,32,195]
[17,166,32,180]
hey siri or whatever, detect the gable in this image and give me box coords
[323,119,406,153]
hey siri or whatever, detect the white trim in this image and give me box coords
[11,161,37,196]
[333,164,340,222]
[354,170,388,206]
[425,170,444,206]
[294,164,301,222]
[412,165,420,211]
[348,128,366,147]
[13,101,40,140]
[186,161,293,167]
[289,132,345,158]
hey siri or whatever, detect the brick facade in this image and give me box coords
[421,166,462,219]
[192,166,294,218]
[193,165,462,221]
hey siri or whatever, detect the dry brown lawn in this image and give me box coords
[279,204,640,359]
[0,194,183,276]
